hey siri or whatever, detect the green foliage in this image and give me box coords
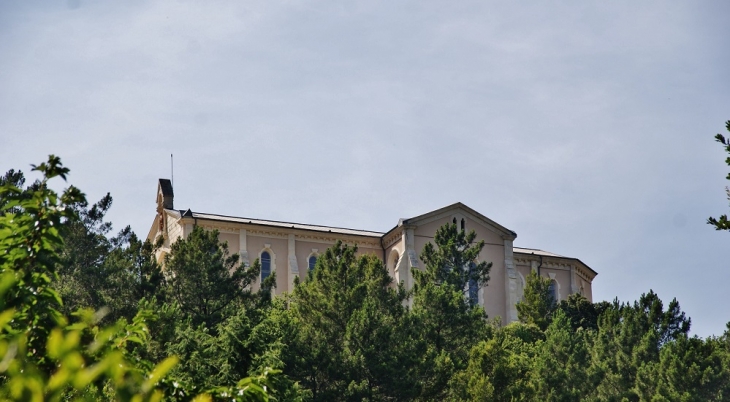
[163,225,261,329]
[0,155,84,374]
[0,156,272,401]
[590,291,692,400]
[634,334,729,401]
[516,270,556,331]
[283,241,415,401]
[448,322,537,401]
[416,222,492,292]
[531,310,595,401]
[7,154,730,401]
[410,223,492,400]
[708,120,730,231]
[557,293,609,332]
[56,192,164,323]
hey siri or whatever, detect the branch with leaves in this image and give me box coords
[708,120,730,231]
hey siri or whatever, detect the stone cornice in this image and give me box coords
[382,227,404,249]
[514,256,572,272]
[198,221,382,249]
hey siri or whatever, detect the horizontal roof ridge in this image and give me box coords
[182,210,384,237]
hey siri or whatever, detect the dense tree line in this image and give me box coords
[2,120,730,400]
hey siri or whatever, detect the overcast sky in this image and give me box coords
[1,1,729,336]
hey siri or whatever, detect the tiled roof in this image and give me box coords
[185,211,385,238]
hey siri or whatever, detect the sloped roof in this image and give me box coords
[181,210,384,238]
[396,202,517,239]
[513,247,565,258]
[158,179,173,196]
[513,246,597,276]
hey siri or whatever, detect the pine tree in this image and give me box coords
[163,225,261,329]
[516,270,556,331]
[708,120,730,231]
[410,222,492,400]
[282,241,416,401]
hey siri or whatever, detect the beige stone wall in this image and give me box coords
[246,235,288,292]
[295,239,328,281]
[150,204,596,319]
[412,215,509,323]
[480,243,507,322]
[383,236,404,286]
[218,232,239,255]
[513,255,597,309]
[166,212,184,244]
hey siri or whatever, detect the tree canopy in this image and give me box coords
[4,150,730,401]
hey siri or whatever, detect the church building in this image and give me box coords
[148,179,597,324]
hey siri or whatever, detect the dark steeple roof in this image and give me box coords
[159,179,173,196]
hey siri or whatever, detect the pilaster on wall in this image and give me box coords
[570,265,579,294]
[403,227,418,292]
[400,227,419,308]
[288,234,299,293]
[239,229,249,267]
[504,239,519,323]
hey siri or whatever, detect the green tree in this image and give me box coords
[589,291,691,401]
[448,322,537,401]
[410,222,492,400]
[0,155,273,401]
[708,120,730,231]
[163,225,262,329]
[98,228,165,322]
[55,193,164,323]
[417,222,492,292]
[531,309,595,402]
[516,270,556,331]
[556,293,610,332]
[634,334,729,401]
[281,241,416,401]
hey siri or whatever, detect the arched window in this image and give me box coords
[261,251,271,280]
[517,272,526,303]
[461,218,465,231]
[468,262,478,306]
[308,255,317,271]
[548,280,558,304]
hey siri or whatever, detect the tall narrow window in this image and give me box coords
[261,251,271,280]
[308,255,317,271]
[453,217,457,225]
[468,262,478,306]
[461,218,465,231]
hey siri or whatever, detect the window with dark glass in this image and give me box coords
[461,218,465,231]
[308,255,317,271]
[261,251,271,280]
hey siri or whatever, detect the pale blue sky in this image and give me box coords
[1,1,729,336]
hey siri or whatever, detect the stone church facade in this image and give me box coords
[148,179,597,324]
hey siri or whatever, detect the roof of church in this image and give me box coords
[400,202,517,238]
[181,210,385,238]
[513,246,597,276]
[513,247,565,257]
[158,179,174,196]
